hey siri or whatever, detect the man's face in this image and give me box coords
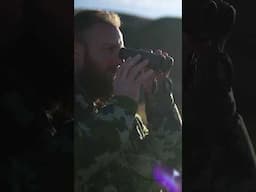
[75,23,124,99]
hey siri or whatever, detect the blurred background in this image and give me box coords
[75,0,182,115]
[75,0,181,18]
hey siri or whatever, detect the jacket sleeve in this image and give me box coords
[142,77,182,172]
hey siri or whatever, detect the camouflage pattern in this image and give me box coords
[74,79,182,192]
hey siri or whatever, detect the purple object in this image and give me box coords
[153,164,181,192]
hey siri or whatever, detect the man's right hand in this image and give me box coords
[113,54,154,103]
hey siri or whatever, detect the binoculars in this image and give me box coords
[119,48,174,73]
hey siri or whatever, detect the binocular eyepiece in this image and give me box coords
[119,48,174,73]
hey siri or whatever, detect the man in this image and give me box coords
[74,10,182,191]
[183,0,256,191]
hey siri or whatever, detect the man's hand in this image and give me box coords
[113,54,154,103]
[142,49,172,96]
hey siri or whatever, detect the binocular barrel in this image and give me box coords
[119,48,174,72]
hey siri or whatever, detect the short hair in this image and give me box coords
[74,10,121,42]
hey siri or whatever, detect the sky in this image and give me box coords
[74,0,182,19]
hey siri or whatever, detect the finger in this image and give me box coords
[143,69,155,82]
[155,49,162,55]
[162,51,169,58]
[128,59,149,80]
[136,69,154,84]
[155,71,164,78]
[156,72,165,80]
[121,54,142,79]
[142,70,155,93]
[155,49,167,60]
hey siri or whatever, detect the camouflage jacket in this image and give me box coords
[75,80,182,192]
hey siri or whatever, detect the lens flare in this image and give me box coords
[153,164,181,192]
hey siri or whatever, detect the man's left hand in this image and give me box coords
[142,49,172,96]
